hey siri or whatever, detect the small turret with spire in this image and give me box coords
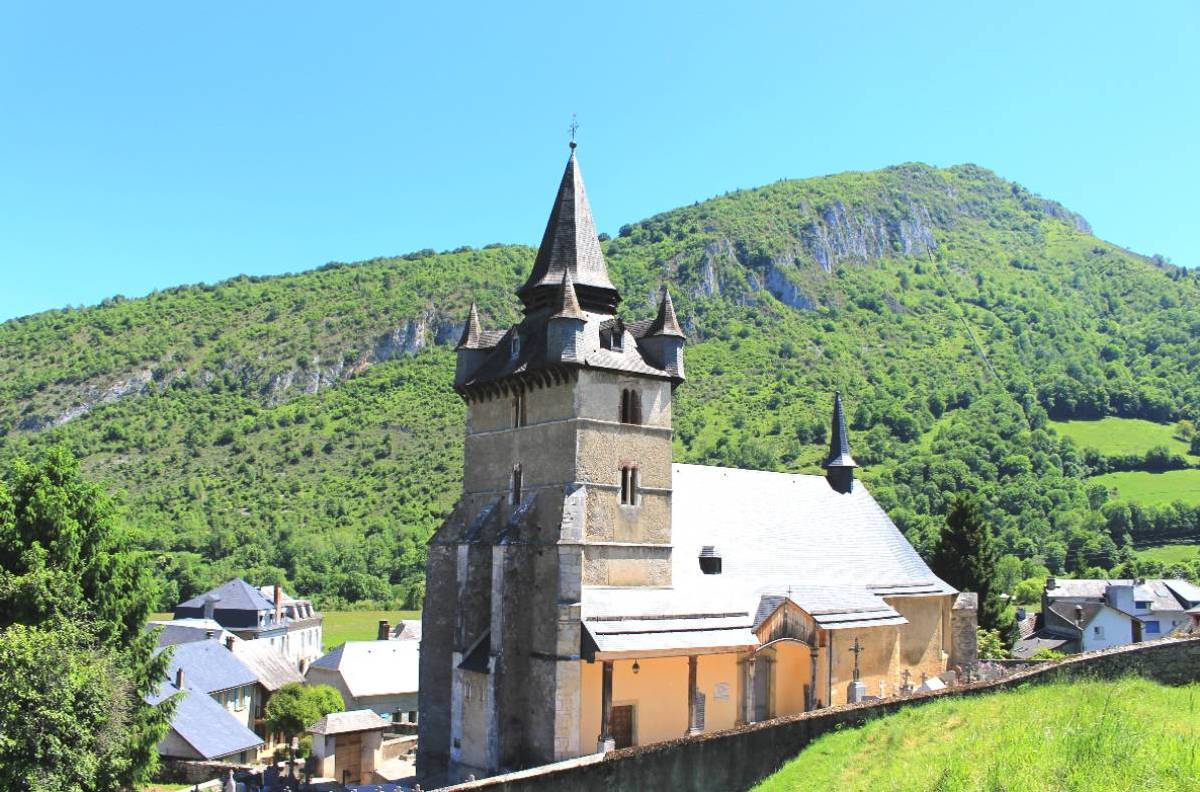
[639,285,686,381]
[454,303,489,386]
[547,270,586,363]
[823,391,858,493]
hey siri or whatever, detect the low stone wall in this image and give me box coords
[433,636,1200,792]
[158,758,252,786]
[383,734,419,761]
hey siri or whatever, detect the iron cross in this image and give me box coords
[849,637,864,682]
[569,114,579,146]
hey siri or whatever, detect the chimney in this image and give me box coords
[1046,577,1057,591]
[378,620,391,641]
[175,667,185,689]
[205,630,215,639]
[203,593,220,620]
[1016,606,1027,622]
[1075,604,1084,629]
[274,584,283,624]
[225,635,236,651]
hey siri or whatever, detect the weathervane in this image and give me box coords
[569,113,579,149]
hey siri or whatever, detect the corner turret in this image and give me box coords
[546,270,586,363]
[454,303,490,386]
[637,286,686,382]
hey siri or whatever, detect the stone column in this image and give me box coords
[597,660,615,753]
[808,645,819,710]
[686,655,700,735]
[743,655,757,724]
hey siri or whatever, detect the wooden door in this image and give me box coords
[611,705,634,749]
[335,731,363,783]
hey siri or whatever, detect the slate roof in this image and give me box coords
[669,464,953,594]
[580,464,955,654]
[307,640,420,698]
[149,683,263,760]
[149,618,238,648]
[308,709,390,736]
[1010,633,1077,660]
[517,148,617,305]
[230,640,304,691]
[645,287,684,338]
[1046,578,1196,614]
[177,578,276,613]
[157,639,258,694]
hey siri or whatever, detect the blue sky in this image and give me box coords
[1,1,1196,322]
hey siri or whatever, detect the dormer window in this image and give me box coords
[510,463,523,504]
[600,321,624,352]
[699,546,722,575]
[620,389,642,424]
[620,465,639,506]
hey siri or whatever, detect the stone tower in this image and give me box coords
[417,144,685,783]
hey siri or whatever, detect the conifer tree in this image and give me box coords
[0,447,172,790]
[929,495,1009,634]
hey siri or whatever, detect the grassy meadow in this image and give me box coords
[1091,469,1200,507]
[753,677,1200,792]
[1134,543,1200,565]
[149,610,421,653]
[321,609,420,650]
[1050,417,1196,459]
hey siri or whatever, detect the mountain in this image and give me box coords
[2,162,1198,608]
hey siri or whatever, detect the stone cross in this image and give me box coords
[849,637,864,682]
[901,668,912,694]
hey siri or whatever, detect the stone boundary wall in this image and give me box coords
[433,636,1200,792]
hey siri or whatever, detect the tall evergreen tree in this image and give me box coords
[0,447,172,790]
[929,495,1009,634]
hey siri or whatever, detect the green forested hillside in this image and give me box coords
[2,162,1199,607]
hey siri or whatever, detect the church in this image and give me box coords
[417,143,977,784]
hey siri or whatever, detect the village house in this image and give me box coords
[307,709,393,786]
[416,143,975,784]
[149,639,264,765]
[173,578,324,670]
[307,623,420,725]
[1013,577,1200,658]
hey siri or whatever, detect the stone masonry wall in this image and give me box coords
[432,636,1200,792]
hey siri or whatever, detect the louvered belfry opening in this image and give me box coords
[619,388,642,425]
[699,545,722,575]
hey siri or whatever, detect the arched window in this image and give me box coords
[620,389,642,425]
[620,465,639,506]
[513,391,526,428]
[510,463,523,504]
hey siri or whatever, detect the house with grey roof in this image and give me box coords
[149,639,263,764]
[173,578,324,671]
[1012,576,1200,658]
[307,635,420,724]
[417,142,973,785]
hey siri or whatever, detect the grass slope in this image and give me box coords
[754,677,1200,792]
[1050,417,1196,460]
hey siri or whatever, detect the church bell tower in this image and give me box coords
[418,143,686,783]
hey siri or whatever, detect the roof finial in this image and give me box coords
[568,113,579,150]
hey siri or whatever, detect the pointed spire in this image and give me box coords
[823,393,857,494]
[550,270,585,320]
[647,285,684,337]
[517,147,619,314]
[456,302,484,349]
